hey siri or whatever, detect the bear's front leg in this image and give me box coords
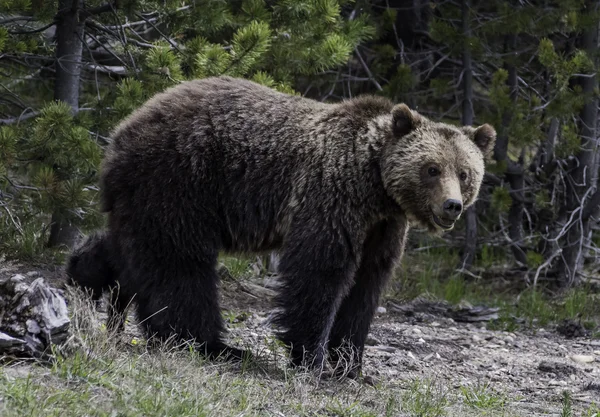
[328,216,408,378]
[272,227,359,374]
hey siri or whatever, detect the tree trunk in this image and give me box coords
[48,0,84,248]
[494,34,527,265]
[460,0,477,270]
[558,1,599,286]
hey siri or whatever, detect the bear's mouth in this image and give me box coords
[432,213,455,230]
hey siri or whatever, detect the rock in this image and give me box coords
[472,334,483,342]
[538,361,577,376]
[412,327,422,335]
[0,332,25,349]
[504,335,515,344]
[570,355,595,364]
[376,306,387,314]
[452,305,500,322]
[369,345,396,353]
[362,374,377,386]
[0,275,70,359]
[365,334,381,346]
[584,382,600,392]
[557,319,589,338]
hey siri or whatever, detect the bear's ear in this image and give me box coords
[465,124,496,156]
[391,103,421,137]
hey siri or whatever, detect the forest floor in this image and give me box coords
[0,259,599,417]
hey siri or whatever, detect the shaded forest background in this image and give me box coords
[1,0,600,291]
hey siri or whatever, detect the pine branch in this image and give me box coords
[0,110,39,124]
[8,21,56,35]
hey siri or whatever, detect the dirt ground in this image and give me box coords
[222,277,600,416]
[1,260,599,416]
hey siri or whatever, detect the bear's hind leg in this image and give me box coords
[132,259,248,361]
[106,283,133,333]
[328,218,407,378]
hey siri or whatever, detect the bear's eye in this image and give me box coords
[428,167,440,177]
[460,172,468,181]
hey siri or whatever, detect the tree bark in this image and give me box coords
[48,0,85,248]
[558,1,599,286]
[460,0,477,270]
[493,34,528,265]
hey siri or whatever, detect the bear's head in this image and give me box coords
[380,104,496,234]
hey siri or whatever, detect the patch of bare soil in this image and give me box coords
[222,277,600,416]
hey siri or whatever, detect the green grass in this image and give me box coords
[390,242,600,335]
[401,378,450,417]
[219,255,252,280]
[460,382,507,412]
[561,391,573,417]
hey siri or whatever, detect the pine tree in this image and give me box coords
[0,0,373,256]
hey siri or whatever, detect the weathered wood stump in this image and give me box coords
[0,274,70,358]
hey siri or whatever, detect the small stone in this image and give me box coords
[538,361,577,375]
[376,306,387,314]
[430,321,440,327]
[571,355,595,364]
[25,320,40,334]
[365,334,381,346]
[472,334,483,342]
[371,345,396,353]
[504,335,515,344]
[362,375,377,386]
[412,327,422,335]
[593,350,600,356]
[423,353,434,361]
[570,374,576,381]
[416,338,426,344]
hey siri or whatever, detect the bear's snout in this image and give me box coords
[442,199,463,220]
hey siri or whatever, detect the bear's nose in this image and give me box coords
[443,199,463,220]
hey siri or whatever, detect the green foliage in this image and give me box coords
[401,379,449,417]
[383,64,416,100]
[228,20,272,76]
[443,275,467,305]
[218,255,254,280]
[516,288,556,327]
[560,390,573,417]
[556,122,582,158]
[1,102,102,258]
[0,126,18,176]
[526,251,544,269]
[110,0,371,120]
[490,186,511,214]
[460,382,507,411]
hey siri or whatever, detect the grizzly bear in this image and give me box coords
[67,76,495,376]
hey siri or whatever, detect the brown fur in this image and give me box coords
[67,76,496,375]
